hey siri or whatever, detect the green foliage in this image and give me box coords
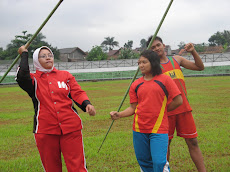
[194,43,206,52]
[0,48,8,60]
[118,48,139,59]
[208,30,230,46]
[87,46,108,61]
[0,31,60,60]
[101,37,119,51]
[223,43,229,52]
[177,41,185,50]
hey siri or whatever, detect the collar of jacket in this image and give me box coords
[35,67,57,77]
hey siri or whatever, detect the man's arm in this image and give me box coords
[174,43,204,71]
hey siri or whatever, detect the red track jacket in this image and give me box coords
[16,52,91,135]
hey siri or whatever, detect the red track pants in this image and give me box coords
[34,130,87,172]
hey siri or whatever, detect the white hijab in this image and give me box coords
[33,46,54,73]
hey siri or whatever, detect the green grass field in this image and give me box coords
[0,76,230,171]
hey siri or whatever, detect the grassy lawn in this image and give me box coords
[0,76,230,171]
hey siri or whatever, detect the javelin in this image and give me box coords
[98,0,174,153]
[0,0,64,83]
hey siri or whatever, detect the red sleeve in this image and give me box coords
[67,72,89,105]
[129,82,138,104]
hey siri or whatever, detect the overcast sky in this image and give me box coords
[0,0,229,52]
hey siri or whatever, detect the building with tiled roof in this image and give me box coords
[59,47,87,62]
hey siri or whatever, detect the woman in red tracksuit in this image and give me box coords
[16,45,96,172]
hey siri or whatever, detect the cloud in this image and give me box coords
[0,0,229,51]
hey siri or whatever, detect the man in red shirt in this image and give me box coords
[147,36,206,172]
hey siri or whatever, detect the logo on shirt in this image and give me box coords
[169,71,176,79]
[57,81,68,90]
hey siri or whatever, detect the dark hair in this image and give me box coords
[146,36,163,48]
[140,50,162,76]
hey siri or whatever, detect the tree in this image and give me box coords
[177,41,185,50]
[140,38,147,51]
[87,46,108,61]
[100,44,109,52]
[208,30,230,46]
[118,40,139,59]
[118,48,139,59]
[0,31,59,60]
[0,47,6,60]
[101,37,119,51]
[223,43,229,52]
[4,30,29,60]
[124,40,133,49]
[194,43,206,53]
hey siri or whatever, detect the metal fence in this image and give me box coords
[185,53,230,62]
[0,52,230,74]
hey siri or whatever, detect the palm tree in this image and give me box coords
[124,40,133,49]
[101,37,119,51]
